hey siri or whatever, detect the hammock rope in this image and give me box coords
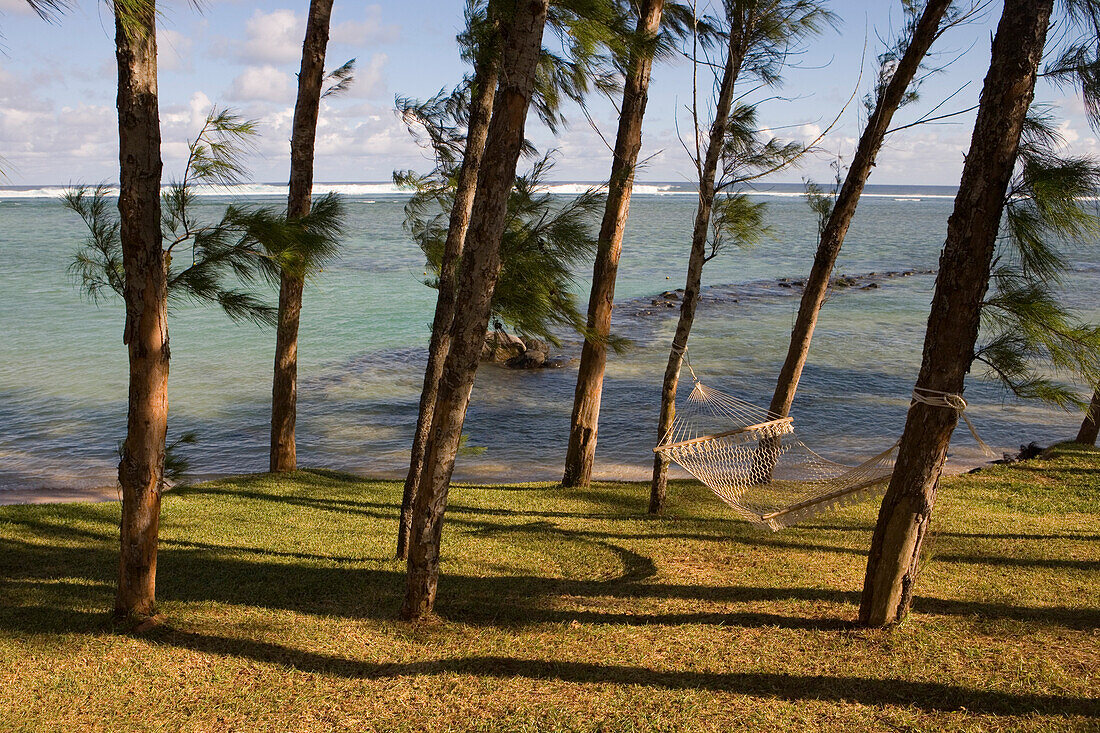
[655,358,990,532]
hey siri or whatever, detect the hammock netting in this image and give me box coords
[656,381,898,531]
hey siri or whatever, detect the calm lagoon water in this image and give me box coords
[1,183,1097,496]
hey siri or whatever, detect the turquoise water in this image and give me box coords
[1,184,1097,495]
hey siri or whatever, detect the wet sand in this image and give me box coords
[0,453,998,507]
[0,484,120,505]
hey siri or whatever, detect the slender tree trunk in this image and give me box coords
[768,0,953,420]
[562,0,666,489]
[859,0,1053,627]
[270,0,334,473]
[1076,388,1100,445]
[114,0,166,618]
[650,28,746,514]
[397,55,500,560]
[401,0,549,620]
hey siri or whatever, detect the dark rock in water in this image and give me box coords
[861,282,879,290]
[778,282,792,288]
[660,290,681,300]
[651,298,677,307]
[525,338,550,360]
[542,356,576,368]
[833,276,858,288]
[792,279,805,287]
[493,335,566,370]
[506,353,545,369]
[482,331,526,363]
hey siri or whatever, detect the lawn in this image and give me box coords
[1,444,1097,732]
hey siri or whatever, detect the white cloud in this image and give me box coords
[159,28,194,73]
[795,123,822,144]
[228,65,294,104]
[331,5,400,46]
[240,9,303,65]
[343,53,388,99]
[161,92,215,135]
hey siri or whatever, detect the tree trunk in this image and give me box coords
[1076,388,1100,445]
[650,27,745,514]
[397,54,500,560]
[562,0,666,489]
[114,0,167,618]
[400,0,548,620]
[859,0,1053,627]
[768,0,953,420]
[270,0,334,473]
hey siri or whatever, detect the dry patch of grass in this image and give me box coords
[1,445,1097,731]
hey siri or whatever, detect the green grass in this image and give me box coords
[1,444,1098,732]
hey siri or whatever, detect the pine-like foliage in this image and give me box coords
[975,108,1100,408]
[1045,1,1100,132]
[399,154,603,346]
[66,107,345,326]
[462,0,633,133]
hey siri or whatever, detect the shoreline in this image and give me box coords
[0,451,1002,507]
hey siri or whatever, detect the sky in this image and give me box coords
[0,0,1097,187]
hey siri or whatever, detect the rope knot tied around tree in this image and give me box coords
[910,387,995,456]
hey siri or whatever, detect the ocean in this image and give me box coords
[1,182,1097,498]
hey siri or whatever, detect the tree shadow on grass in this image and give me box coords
[3,533,1097,636]
[181,484,650,523]
[4,476,1097,637]
[932,553,1100,572]
[137,628,1100,718]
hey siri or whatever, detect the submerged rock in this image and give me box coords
[481,332,566,370]
[482,331,526,363]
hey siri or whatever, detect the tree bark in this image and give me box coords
[859,0,1054,627]
[562,0,666,489]
[270,0,334,473]
[1076,388,1100,445]
[397,53,500,560]
[768,0,953,420]
[114,0,167,618]
[400,0,549,620]
[650,24,746,514]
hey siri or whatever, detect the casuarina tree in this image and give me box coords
[561,0,669,488]
[648,0,831,514]
[767,0,963,422]
[112,0,167,618]
[68,104,345,616]
[270,0,352,473]
[859,0,1080,627]
[395,0,628,559]
[401,0,550,620]
[395,4,502,560]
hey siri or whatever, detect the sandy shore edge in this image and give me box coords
[0,485,121,506]
[0,454,999,507]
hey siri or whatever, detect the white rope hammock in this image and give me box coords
[654,364,992,532]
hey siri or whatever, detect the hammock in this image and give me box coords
[655,379,899,532]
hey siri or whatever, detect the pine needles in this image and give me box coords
[65,106,345,327]
[975,108,1100,409]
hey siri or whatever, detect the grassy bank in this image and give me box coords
[1,444,1098,731]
